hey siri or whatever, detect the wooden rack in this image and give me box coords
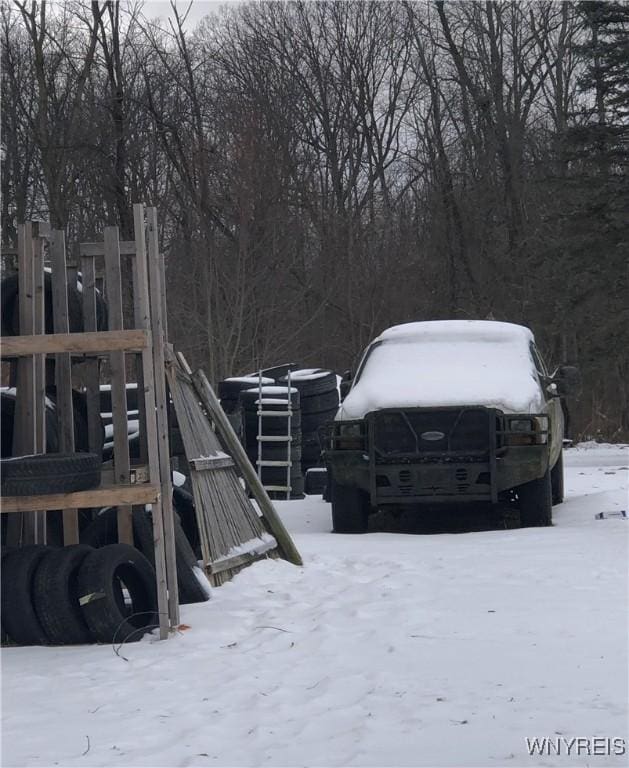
[0,205,179,639]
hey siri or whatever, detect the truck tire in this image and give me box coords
[551,450,564,505]
[331,480,369,533]
[518,467,553,526]
[77,543,158,644]
[1,452,101,497]
[32,545,94,644]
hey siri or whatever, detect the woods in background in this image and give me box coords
[2,0,628,439]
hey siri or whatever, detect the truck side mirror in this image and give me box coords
[556,365,580,397]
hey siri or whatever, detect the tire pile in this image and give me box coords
[218,368,338,497]
[278,369,339,476]
[1,543,159,646]
[240,386,302,499]
[0,491,210,647]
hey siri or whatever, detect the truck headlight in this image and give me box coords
[332,422,365,450]
[506,416,548,445]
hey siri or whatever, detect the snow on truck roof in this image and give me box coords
[375,320,534,344]
[338,320,544,419]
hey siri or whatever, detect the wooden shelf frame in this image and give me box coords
[2,204,180,637]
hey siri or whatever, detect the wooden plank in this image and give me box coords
[50,229,78,545]
[103,226,133,546]
[80,255,103,457]
[147,206,179,627]
[80,240,136,257]
[190,366,303,567]
[134,203,172,637]
[0,329,149,356]
[208,548,275,576]
[0,483,160,514]
[190,456,235,471]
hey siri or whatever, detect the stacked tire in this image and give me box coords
[1,543,159,646]
[218,376,275,443]
[238,386,304,499]
[279,370,339,476]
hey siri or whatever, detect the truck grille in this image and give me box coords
[372,407,492,459]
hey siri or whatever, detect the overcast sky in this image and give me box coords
[142,1,242,28]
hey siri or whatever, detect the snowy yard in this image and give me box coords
[2,443,627,768]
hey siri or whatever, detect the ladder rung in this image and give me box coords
[257,460,292,467]
[257,435,292,442]
[263,484,292,492]
[257,411,292,417]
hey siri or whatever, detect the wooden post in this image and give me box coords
[132,204,172,637]
[32,225,47,544]
[7,223,36,545]
[103,226,133,546]
[50,229,78,545]
[80,254,103,458]
[147,207,179,626]
[190,365,303,567]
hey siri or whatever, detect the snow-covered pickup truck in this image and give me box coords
[324,320,579,533]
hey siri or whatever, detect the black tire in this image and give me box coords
[77,543,158,644]
[99,383,138,414]
[218,376,275,401]
[551,450,564,505]
[331,480,369,533]
[132,507,210,605]
[243,428,302,454]
[302,408,337,434]
[246,444,303,464]
[305,468,328,495]
[32,545,94,644]
[299,389,339,414]
[1,545,54,644]
[279,370,337,397]
[172,486,201,556]
[519,467,553,527]
[239,387,300,410]
[1,546,15,644]
[244,409,302,433]
[1,452,101,497]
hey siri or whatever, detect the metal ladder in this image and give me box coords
[256,369,292,499]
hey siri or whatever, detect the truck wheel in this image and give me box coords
[551,450,564,505]
[518,468,553,527]
[331,480,369,533]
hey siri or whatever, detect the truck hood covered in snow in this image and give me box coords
[337,320,545,420]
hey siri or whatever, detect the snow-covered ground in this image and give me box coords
[2,444,628,767]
